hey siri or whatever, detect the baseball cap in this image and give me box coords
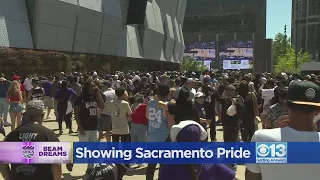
[195,92,205,98]
[187,78,194,83]
[12,75,20,81]
[287,81,320,107]
[26,100,45,116]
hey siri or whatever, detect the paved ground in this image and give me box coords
[0,111,246,180]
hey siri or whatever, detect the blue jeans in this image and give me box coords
[130,123,147,142]
[0,98,9,122]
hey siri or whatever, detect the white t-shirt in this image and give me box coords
[246,127,320,180]
[261,88,274,114]
[23,78,33,91]
[101,88,116,115]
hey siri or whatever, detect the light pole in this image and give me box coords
[295,0,300,69]
[284,25,287,54]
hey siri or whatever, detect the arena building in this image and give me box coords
[0,0,187,65]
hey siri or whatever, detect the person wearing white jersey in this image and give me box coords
[99,80,116,142]
[246,81,320,180]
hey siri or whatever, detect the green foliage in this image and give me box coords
[180,56,207,72]
[273,33,292,65]
[274,46,312,74]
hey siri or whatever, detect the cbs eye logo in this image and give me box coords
[256,143,287,158]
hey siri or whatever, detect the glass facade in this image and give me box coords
[292,0,320,61]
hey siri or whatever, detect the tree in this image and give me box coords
[274,46,312,74]
[180,56,207,72]
[273,33,291,65]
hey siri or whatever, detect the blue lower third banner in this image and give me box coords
[73,142,320,164]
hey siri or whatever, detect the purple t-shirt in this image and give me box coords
[54,88,76,101]
[41,81,52,96]
[158,164,236,180]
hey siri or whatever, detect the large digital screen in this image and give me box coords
[184,42,216,70]
[219,41,254,70]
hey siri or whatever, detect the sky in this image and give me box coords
[266,0,292,39]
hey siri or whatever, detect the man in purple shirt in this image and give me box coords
[158,121,239,180]
[42,76,54,119]
[54,80,76,135]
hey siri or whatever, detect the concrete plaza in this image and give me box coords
[0,111,246,180]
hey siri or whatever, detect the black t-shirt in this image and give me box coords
[201,85,217,118]
[74,95,99,130]
[168,103,200,124]
[4,123,59,180]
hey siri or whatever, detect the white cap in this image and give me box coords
[170,120,207,142]
[195,92,205,98]
[187,78,194,83]
[93,71,98,76]
[132,75,140,83]
[114,74,119,79]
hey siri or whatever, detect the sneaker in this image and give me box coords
[69,129,73,134]
[86,168,93,175]
[3,122,11,127]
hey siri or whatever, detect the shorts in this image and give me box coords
[98,114,112,131]
[43,96,54,109]
[9,102,23,113]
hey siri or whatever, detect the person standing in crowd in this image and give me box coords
[73,80,104,174]
[54,81,76,135]
[99,80,115,142]
[265,87,288,128]
[194,92,211,140]
[107,88,131,143]
[238,82,259,142]
[146,83,174,180]
[0,74,11,127]
[7,81,23,131]
[28,78,45,124]
[259,79,275,129]
[158,86,200,124]
[185,78,196,96]
[221,84,244,170]
[23,74,33,102]
[51,76,61,118]
[246,81,320,180]
[69,76,82,97]
[199,76,219,141]
[130,93,147,145]
[0,100,61,180]
[42,76,54,120]
[159,120,239,180]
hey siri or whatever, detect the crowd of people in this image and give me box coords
[0,70,320,180]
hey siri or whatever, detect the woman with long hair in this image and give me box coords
[238,82,259,142]
[7,81,23,130]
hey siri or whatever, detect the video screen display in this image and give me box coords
[184,42,216,70]
[219,41,253,70]
[184,42,216,61]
